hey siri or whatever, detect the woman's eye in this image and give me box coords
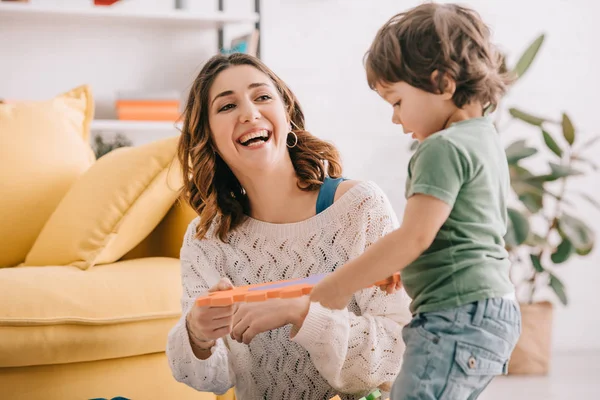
[393,100,401,107]
[218,103,235,112]
[256,94,272,101]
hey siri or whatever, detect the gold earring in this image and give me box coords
[286,131,298,148]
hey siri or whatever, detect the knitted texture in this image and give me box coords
[167,181,412,400]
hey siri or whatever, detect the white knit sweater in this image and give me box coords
[166,181,412,400]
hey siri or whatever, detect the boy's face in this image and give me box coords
[375,81,454,142]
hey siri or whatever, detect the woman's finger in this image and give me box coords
[208,278,234,293]
[211,324,233,338]
[204,305,235,320]
[231,316,250,343]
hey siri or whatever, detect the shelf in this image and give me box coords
[0,2,259,29]
[91,119,182,133]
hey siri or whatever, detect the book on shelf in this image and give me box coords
[220,29,259,57]
[115,90,181,122]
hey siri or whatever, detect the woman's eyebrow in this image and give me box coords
[211,82,270,107]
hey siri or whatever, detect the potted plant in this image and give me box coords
[92,133,133,159]
[499,35,598,374]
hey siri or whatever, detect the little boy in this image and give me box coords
[310,3,521,399]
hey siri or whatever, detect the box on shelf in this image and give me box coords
[115,90,181,122]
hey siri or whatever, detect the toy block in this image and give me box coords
[361,389,382,400]
[329,388,382,400]
[195,272,401,307]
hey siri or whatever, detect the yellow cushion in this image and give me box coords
[0,353,219,400]
[0,85,95,268]
[0,258,182,368]
[24,136,183,270]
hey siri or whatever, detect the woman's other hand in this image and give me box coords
[230,296,310,345]
[186,278,236,357]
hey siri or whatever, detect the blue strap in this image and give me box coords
[316,176,346,214]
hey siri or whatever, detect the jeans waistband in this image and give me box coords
[460,295,519,326]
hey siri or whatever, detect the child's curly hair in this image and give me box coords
[365,3,512,110]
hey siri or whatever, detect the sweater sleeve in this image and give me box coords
[291,183,412,394]
[166,220,235,395]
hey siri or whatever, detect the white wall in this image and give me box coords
[260,0,600,352]
[1,0,598,352]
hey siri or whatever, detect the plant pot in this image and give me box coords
[508,301,553,375]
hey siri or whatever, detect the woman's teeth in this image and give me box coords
[239,130,269,146]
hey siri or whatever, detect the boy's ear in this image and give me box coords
[431,70,456,100]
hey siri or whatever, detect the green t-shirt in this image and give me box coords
[403,116,514,314]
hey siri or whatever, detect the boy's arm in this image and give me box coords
[310,193,451,309]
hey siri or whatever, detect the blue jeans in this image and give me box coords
[390,297,521,399]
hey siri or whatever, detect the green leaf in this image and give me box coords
[505,140,538,164]
[577,192,600,211]
[548,272,568,306]
[509,164,535,180]
[505,208,530,248]
[547,163,583,180]
[558,213,595,254]
[562,113,575,145]
[524,233,547,247]
[575,244,594,256]
[509,108,546,126]
[530,254,545,273]
[551,239,574,264]
[511,34,545,80]
[519,193,544,214]
[541,129,563,157]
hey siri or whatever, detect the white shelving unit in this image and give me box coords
[91,119,182,133]
[0,2,259,29]
[0,1,261,142]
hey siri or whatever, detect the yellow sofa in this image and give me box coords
[0,86,234,400]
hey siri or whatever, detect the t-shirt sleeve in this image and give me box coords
[406,137,467,206]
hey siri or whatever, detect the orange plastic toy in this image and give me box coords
[195,272,401,307]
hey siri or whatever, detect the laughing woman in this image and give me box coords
[166,53,411,400]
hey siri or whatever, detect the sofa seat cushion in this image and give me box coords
[0,257,184,368]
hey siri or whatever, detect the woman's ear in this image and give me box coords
[431,70,456,100]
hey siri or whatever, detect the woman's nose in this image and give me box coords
[239,101,261,123]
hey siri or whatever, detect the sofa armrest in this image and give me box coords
[122,199,197,260]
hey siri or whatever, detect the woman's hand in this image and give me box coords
[230,296,310,345]
[187,278,236,356]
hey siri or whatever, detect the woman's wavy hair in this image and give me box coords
[178,53,342,242]
[364,3,513,111]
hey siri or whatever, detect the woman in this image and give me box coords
[166,53,411,400]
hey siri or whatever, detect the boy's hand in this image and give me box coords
[309,274,353,310]
[378,277,403,295]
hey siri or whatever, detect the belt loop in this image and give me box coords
[472,299,486,326]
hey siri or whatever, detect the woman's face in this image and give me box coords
[208,65,291,178]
